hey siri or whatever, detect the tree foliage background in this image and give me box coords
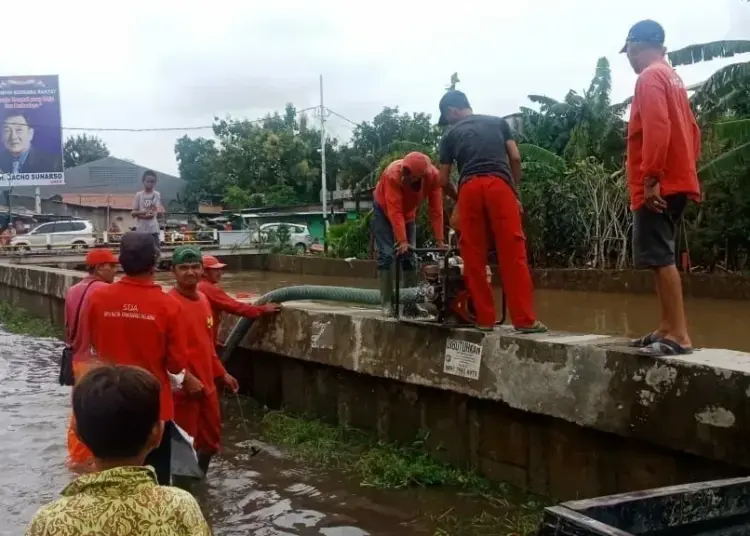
[174,22,750,270]
[63,134,110,169]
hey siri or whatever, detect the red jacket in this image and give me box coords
[85,276,189,421]
[198,279,268,344]
[374,159,444,244]
[627,60,701,210]
[168,289,226,393]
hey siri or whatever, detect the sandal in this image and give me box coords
[515,321,548,334]
[628,332,662,348]
[639,338,693,357]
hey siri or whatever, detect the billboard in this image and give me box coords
[0,75,64,187]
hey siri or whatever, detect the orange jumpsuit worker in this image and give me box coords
[85,232,190,485]
[437,90,546,333]
[169,246,240,476]
[64,247,118,471]
[198,255,281,345]
[372,152,444,315]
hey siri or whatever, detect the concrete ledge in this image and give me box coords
[222,302,750,471]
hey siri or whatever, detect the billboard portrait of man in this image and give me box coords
[0,111,63,174]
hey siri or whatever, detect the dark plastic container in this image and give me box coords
[536,477,750,536]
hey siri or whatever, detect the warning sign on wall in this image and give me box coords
[443,338,483,380]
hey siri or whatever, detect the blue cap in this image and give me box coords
[621,20,665,53]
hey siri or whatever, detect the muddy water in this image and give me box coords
[0,327,520,536]
[187,270,750,353]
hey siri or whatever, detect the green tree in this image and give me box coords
[63,134,110,169]
[337,107,441,191]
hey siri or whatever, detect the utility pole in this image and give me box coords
[319,75,329,251]
[34,186,41,214]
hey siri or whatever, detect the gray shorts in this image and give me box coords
[632,194,687,269]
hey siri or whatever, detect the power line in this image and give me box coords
[326,108,360,127]
[1,106,319,133]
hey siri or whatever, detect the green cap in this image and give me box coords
[172,245,202,265]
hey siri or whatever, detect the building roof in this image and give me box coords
[8,157,185,203]
[58,193,135,211]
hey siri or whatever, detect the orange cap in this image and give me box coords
[203,255,227,269]
[402,152,431,177]
[85,248,118,267]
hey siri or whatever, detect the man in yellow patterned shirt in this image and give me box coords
[26,365,211,535]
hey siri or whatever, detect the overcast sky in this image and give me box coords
[10,0,750,177]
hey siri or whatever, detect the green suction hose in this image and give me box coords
[219,285,421,363]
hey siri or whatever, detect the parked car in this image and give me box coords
[253,222,313,253]
[11,220,96,253]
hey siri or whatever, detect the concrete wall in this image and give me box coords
[2,261,750,500]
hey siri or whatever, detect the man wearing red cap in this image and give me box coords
[199,255,281,345]
[437,90,545,332]
[63,247,118,471]
[372,151,444,315]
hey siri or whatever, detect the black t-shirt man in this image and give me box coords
[438,113,517,192]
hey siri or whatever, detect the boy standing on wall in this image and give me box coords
[132,170,162,249]
[169,246,240,476]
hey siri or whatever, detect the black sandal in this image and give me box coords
[639,339,694,356]
[628,332,661,348]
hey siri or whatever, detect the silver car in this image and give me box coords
[11,220,96,253]
[256,222,313,253]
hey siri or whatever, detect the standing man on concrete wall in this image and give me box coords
[622,20,700,356]
[437,90,545,333]
[372,151,445,315]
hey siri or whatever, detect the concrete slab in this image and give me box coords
[221,302,750,470]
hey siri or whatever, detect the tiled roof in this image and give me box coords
[59,193,135,210]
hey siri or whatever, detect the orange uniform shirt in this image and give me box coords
[373,159,444,244]
[167,289,226,392]
[627,60,701,210]
[85,276,189,421]
[198,279,267,344]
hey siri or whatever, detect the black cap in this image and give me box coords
[438,90,471,126]
[621,20,665,53]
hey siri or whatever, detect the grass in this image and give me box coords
[0,301,63,339]
[260,411,547,536]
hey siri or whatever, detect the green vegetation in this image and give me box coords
[261,411,546,536]
[0,301,63,339]
[174,14,750,272]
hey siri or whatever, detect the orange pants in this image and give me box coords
[174,390,222,455]
[458,176,536,328]
[66,360,99,470]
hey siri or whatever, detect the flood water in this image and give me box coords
[203,270,750,353]
[0,327,528,536]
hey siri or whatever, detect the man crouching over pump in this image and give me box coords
[372,151,445,316]
[437,90,546,333]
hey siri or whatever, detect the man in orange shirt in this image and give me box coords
[86,232,191,484]
[199,255,281,345]
[372,151,444,315]
[168,246,239,476]
[622,20,701,356]
[64,247,118,471]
